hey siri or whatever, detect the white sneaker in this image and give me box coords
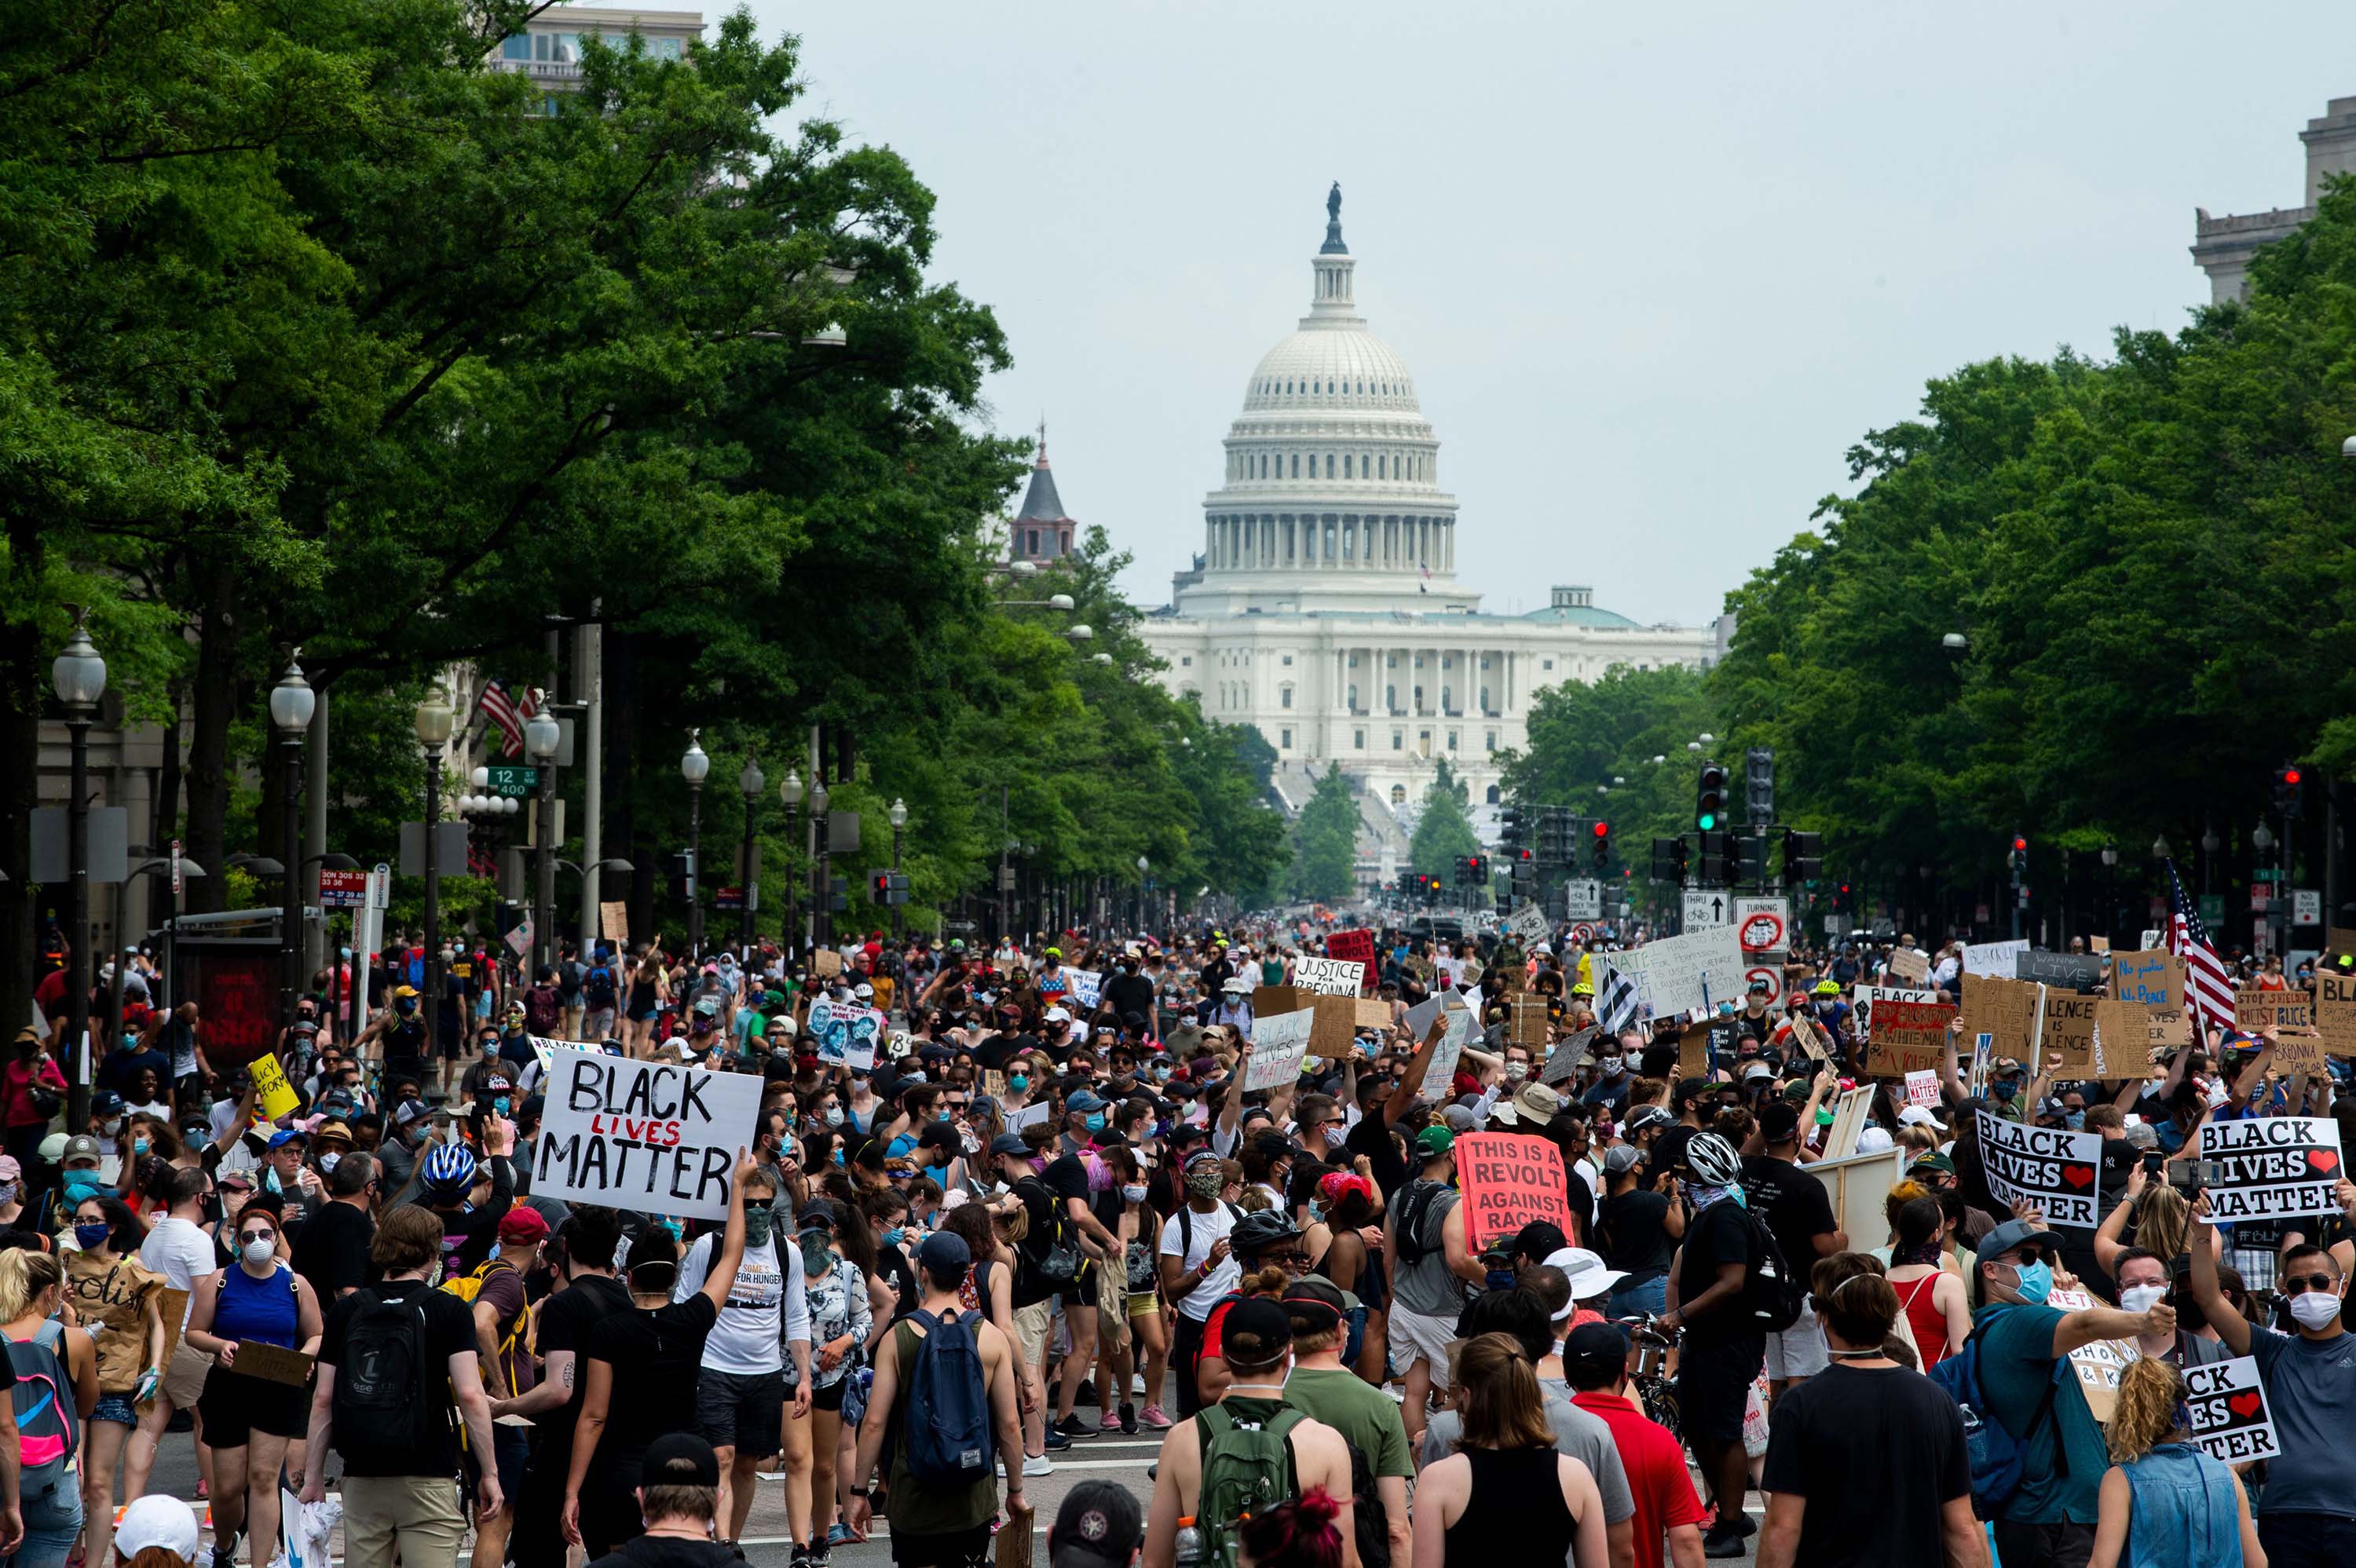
[1130,1374,1147,1396]
[1023,1453,1054,1478]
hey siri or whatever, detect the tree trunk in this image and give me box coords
[0,612,41,1054]
[182,560,240,915]
[153,685,182,852]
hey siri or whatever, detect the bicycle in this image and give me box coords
[1616,1313,1681,1442]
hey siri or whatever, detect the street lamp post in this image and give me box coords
[779,769,803,957]
[2253,822,2281,957]
[739,758,765,950]
[269,654,316,1031]
[51,611,105,1129]
[810,779,832,948]
[888,797,908,939]
[415,687,453,1065]
[681,732,709,960]
[1136,853,1149,934]
[525,709,561,978]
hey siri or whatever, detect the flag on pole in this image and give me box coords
[1597,959,1641,1036]
[476,679,539,759]
[2164,858,2234,1041]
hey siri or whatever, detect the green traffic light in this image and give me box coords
[1698,812,1716,830]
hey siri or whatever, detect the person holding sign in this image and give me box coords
[2084,1357,2262,1568]
[2188,1196,2356,1568]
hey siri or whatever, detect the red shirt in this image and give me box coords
[1569,1390,1708,1568]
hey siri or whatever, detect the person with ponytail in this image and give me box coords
[1235,1488,1344,1568]
[1412,1331,1606,1568]
[1885,1196,1969,1369]
[2088,1355,2262,1568]
[0,1245,97,1568]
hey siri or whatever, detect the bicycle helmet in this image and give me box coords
[421,1142,480,1196]
[1681,1131,1743,1187]
[1625,1105,1674,1139]
[1230,1209,1304,1259]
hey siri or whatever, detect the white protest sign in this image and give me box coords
[532,1051,760,1222]
[2184,1357,2279,1463]
[1246,1009,1314,1091]
[807,998,884,1071]
[1407,992,1473,1101]
[1064,968,1103,1010]
[2046,1285,2136,1423]
[1610,926,1747,1019]
[2197,1116,2345,1219]
[1505,903,1551,944]
[1904,1069,1940,1109]
[1006,1099,1053,1134]
[1975,1109,2105,1232]
[1963,939,2029,978]
[1854,983,1937,1039]
[1293,956,1363,998]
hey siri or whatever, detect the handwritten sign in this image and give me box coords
[1960,974,2041,1061]
[1609,926,1747,1019]
[1407,993,1472,1101]
[247,1054,301,1121]
[1245,1009,1312,1091]
[2045,1286,2134,1424]
[1454,1132,1571,1249]
[598,901,629,947]
[1887,948,1929,985]
[533,1051,762,1221]
[1064,968,1103,1011]
[1904,1069,1940,1109]
[1977,1109,2104,1233]
[1325,928,1377,992]
[1962,939,2029,978]
[2197,1116,2344,1219]
[2185,1357,2278,1463]
[2040,992,2100,1074]
[2318,970,2356,1054]
[2110,950,2183,1011]
[1542,1025,1600,1087]
[2272,1028,2329,1077]
[2095,1000,2190,1079]
[235,1341,316,1388]
[1293,957,1364,998]
[2017,951,2105,992]
[1864,997,1957,1076]
[2236,989,2312,1032]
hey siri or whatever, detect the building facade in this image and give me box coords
[1133,191,1718,820]
[2193,96,2356,304]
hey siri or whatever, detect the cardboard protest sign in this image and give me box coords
[2272,1027,2329,1077]
[533,1051,761,1221]
[2044,1286,2134,1424]
[247,1054,301,1121]
[2236,989,2311,1032]
[1862,996,1956,1076]
[1855,984,1937,1037]
[599,901,629,945]
[1064,968,1103,1011]
[1245,1008,1313,1091]
[1904,1069,1940,1109]
[2091,1001,2188,1080]
[1609,926,1747,1019]
[1507,995,1551,1049]
[2018,951,2105,992]
[1887,948,1930,985]
[1789,1012,1831,1063]
[1960,974,2041,1061]
[235,1341,316,1388]
[1453,1132,1571,1249]
[2197,1116,2345,1219]
[2184,1357,2279,1464]
[811,948,843,978]
[2109,950,2183,1011]
[1293,956,1364,997]
[806,998,884,1071]
[2040,992,2100,1074]
[1976,1109,2104,1233]
[1962,938,2029,978]
[1354,998,1393,1030]
[2318,970,2356,1054]
[1542,1025,1600,1087]
[2089,936,2110,954]
[1326,928,1377,992]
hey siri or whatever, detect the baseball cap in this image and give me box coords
[115,1495,203,1562]
[1066,1090,1107,1114]
[1220,1296,1293,1369]
[1280,1277,1355,1328]
[1440,1103,1479,1133]
[61,1134,104,1165]
[915,1230,972,1275]
[989,1133,1032,1158]
[1415,1124,1455,1159]
[1044,1006,1072,1024]
[1975,1217,2064,1270]
[1051,1481,1145,1568]
[393,1098,433,1128]
[642,1431,721,1488]
[0,1156,17,1184]
[498,1208,551,1245]
[1561,1321,1631,1387]
[1602,1144,1644,1176]
[1747,978,1771,994]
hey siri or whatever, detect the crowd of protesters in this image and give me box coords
[5,908,2354,1568]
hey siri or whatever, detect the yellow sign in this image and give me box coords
[247,1054,300,1121]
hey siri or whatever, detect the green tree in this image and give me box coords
[1287,765,1360,903]
[1407,758,1483,879]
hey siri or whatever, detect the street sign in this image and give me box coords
[1733,896,1790,953]
[485,765,540,799]
[715,885,744,911]
[1682,888,1731,928]
[317,868,368,908]
[2296,889,2321,927]
[1564,879,1603,921]
[1746,959,1787,1006]
[2199,894,2224,925]
[1569,922,1597,945]
[2252,886,2270,913]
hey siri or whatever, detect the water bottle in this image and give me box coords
[1174,1519,1202,1568]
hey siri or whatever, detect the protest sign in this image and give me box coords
[1326,928,1377,992]
[1453,1132,1571,1249]
[1887,948,1929,985]
[2272,1027,2329,1077]
[2318,970,2356,1053]
[2197,1116,2344,1219]
[1862,996,1956,1076]
[1977,1109,2104,1232]
[2237,989,2313,1032]
[2330,926,2356,959]
[811,948,843,978]
[599,901,629,946]
[1064,968,1103,1011]
[1354,998,1393,1029]
[1006,1099,1053,1134]
[2091,1000,2186,1080]
[2110,950,2184,1011]
[1542,1025,1600,1087]
[1609,926,1747,1019]
[2184,1358,2279,1464]
[2017,950,2105,992]
[1505,903,1550,945]
[806,998,884,1071]
[1962,938,2029,978]
[1789,1012,1831,1063]
[533,1051,761,1222]
[1967,1032,1994,1098]
[1506,995,1551,1049]
[1407,993,1472,1100]
[1293,956,1364,998]
[2044,1286,2134,1424]
[1960,974,2041,1060]
[1904,1069,1940,1109]
[1246,1009,1313,1091]
[1823,1087,1875,1159]
[247,1054,301,1121]
[2040,991,2099,1073]
[2090,936,2111,954]
[1855,985,1937,1037]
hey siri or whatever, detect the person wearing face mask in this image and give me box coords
[0,1156,23,1233]
[1,1246,96,1568]
[2190,1190,2356,1568]
[783,1201,880,1564]
[1971,1216,2173,1567]
[292,1150,378,1303]
[3,1028,68,1179]
[355,985,430,1093]
[185,1199,326,1568]
[126,1165,221,1503]
[64,1193,166,1568]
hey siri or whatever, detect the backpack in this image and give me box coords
[441,1259,526,1384]
[1928,1320,2066,1519]
[5,1320,76,1476]
[1174,1200,1245,1268]
[1733,1208,1805,1332]
[1341,1435,1390,1568]
[898,1307,994,1486]
[333,1288,440,1455]
[1015,1175,1085,1288]
[1391,1180,1449,1267]
[1195,1399,1304,1568]
[584,964,617,1010]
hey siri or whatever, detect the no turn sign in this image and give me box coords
[1734,897,1789,954]
[1746,962,1786,1005]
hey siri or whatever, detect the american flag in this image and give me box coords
[2164,858,2235,1041]
[476,678,539,758]
[1596,958,1641,1036]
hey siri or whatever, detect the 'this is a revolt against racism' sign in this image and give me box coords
[534,1051,762,1222]
[1454,1132,1571,1249]
[2197,1117,2346,1220]
[1976,1109,2105,1233]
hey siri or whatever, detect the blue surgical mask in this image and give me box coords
[132,1138,149,1157]
[63,1173,103,1205]
[1085,1112,1107,1132]
[2063,1112,2084,1131]
[1152,1065,1171,1082]
[73,1221,111,1251]
[493,1098,510,1116]
[1009,1075,1029,1093]
[2010,1258,2054,1306]
[882,1226,906,1248]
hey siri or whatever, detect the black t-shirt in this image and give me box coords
[536,1275,633,1451]
[318,1278,480,1478]
[1760,1364,1970,1568]
[1009,1174,1061,1307]
[872,1245,918,1321]
[1675,1200,1758,1349]
[1595,1189,1674,1281]
[1739,1154,1837,1277]
[294,1201,375,1302]
[588,1537,742,1568]
[584,1292,719,1484]
[1101,971,1156,1023]
[1652,1125,1699,1188]
[1344,1110,1407,1200]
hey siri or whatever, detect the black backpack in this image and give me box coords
[1342,1436,1391,1568]
[1391,1180,1449,1266]
[1735,1208,1806,1333]
[1014,1175,1084,1287]
[584,964,617,1010]
[332,1288,438,1454]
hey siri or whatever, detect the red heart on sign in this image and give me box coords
[2228,1392,2262,1419]
[2313,1150,2340,1175]
[2061,1165,2094,1190]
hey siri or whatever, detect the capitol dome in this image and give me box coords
[1180,187,1469,619]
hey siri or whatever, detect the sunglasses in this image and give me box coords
[2005,1248,2047,1269]
[237,1230,276,1246]
[2281,1274,2340,1296]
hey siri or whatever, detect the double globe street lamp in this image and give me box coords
[52,612,107,1128]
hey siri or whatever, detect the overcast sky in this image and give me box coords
[675,0,2351,623]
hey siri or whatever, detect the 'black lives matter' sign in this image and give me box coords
[2185,1358,2279,1464]
[1976,1109,2105,1231]
[2197,1117,2345,1220]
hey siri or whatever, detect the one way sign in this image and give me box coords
[1683,889,1730,929]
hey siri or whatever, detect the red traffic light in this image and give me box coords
[2285,767,2303,785]
[1593,821,1608,837]
[2012,835,2027,852]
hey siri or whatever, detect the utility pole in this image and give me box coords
[577,612,604,957]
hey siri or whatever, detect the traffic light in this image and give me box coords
[1651,836,1688,883]
[1737,835,1769,886]
[1500,804,1526,856]
[1696,761,1727,832]
[1696,830,1732,885]
[1465,853,1487,883]
[1590,819,1610,872]
[1745,748,1776,827]
[867,868,912,905]
[1783,829,1823,880]
[1835,881,1854,916]
[2277,765,2306,819]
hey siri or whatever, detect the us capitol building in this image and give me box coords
[1012,188,1722,850]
